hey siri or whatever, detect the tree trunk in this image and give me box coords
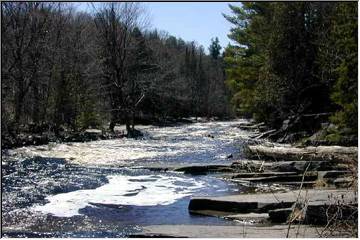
[247,144,357,162]
[126,119,132,137]
[32,83,40,124]
[14,88,24,127]
[109,111,117,133]
[131,110,135,131]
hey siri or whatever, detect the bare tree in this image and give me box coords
[2,2,53,127]
[94,2,148,136]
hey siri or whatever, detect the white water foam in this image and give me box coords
[8,120,252,166]
[31,174,206,217]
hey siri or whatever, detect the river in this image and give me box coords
[2,120,254,237]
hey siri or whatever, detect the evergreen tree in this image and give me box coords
[223,2,357,139]
[328,2,358,134]
[209,37,222,60]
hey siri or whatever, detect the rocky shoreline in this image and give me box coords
[1,128,126,150]
[1,118,208,150]
[133,122,358,238]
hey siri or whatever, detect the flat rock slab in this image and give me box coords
[189,189,356,214]
[268,208,293,223]
[136,224,329,238]
[224,213,269,224]
[232,173,318,183]
[229,171,298,178]
[174,164,234,175]
[231,160,345,173]
[188,210,269,223]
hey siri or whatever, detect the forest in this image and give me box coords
[224,2,357,145]
[1,1,358,147]
[1,2,358,238]
[1,2,229,142]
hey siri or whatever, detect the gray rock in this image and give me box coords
[137,224,330,238]
[188,189,356,215]
[268,208,293,223]
[174,165,234,175]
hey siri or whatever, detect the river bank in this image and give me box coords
[1,117,204,149]
[132,122,358,238]
[2,120,357,238]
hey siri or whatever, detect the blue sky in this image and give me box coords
[75,2,238,52]
[145,2,236,51]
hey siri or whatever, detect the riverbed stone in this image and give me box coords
[189,189,356,215]
[135,224,331,238]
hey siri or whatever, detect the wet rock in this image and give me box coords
[189,189,356,216]
[174,165,234,175]
[188,197,292,214]
[223,213,269,224]
[131,166,171,172]
[189,199,259,214]
[268,208,292,223]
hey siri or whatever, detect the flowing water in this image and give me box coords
[2,120,253,237]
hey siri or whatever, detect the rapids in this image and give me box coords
[2,120,253,237]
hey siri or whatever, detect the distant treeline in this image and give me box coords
[1,2,231,135]
[224,2,357,138]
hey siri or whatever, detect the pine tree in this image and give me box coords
[209,37,221,60]
[329,2,358,134]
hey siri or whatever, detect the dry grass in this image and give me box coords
[313,179,328,188]
[285,159,358,238]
